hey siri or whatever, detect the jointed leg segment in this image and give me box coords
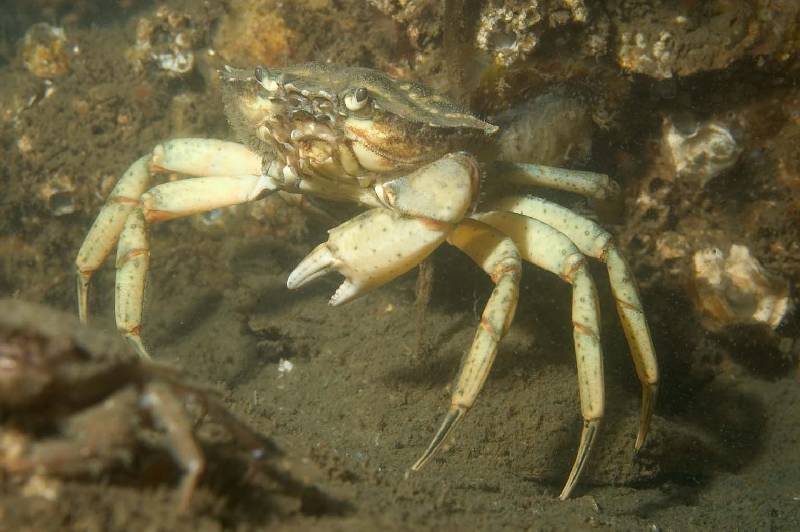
[412,219,521,472]
[488,162,621,200]
[76,139,272,357]
[473,211,604,499]
[488,195,659,451]
[76,155,152,324]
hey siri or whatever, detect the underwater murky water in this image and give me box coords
[1,1,799,530]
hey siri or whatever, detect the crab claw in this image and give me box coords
[329,280,360,305]
[287,244,337,289]
[287,208,451,305]
[286,243,367,305]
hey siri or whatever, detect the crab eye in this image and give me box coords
[345,87,370,111]
[254,66,266,82]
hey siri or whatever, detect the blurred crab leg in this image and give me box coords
[288,208,451,305]
[76,139,264,324]
[412,219,521,472]
[0,388,142,477]
[490,196,658,451]
[0,432,130,479]
[76,155,152,324]
[473,211,604,499]
[116,175,277,357]
[488,162,620,200]
[142,381,204,512]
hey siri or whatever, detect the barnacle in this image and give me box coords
[20,23,70,79]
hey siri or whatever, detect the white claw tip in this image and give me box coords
[287,244,336,289]
[329,279,362,306]
[286,271,301,289]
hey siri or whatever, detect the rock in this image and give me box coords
[691,244,792,332]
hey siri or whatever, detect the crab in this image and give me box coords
[0,299,269,511]
[75,63,659,499]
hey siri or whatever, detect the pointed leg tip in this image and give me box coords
[635,381,658,453]
[634,430,647,454]
[411,407,466,473]
[76,270,92,324]
[410,455,428,472]
[411,445,435,472]
[125,335,152,359]
[560,419,600,501]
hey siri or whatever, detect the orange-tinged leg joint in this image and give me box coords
[413,219,521,472]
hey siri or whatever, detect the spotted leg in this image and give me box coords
[75,139,273,357]
[411,219,521,472]
[76,155,152,324]
[489,196,658,451]
[473,211,603,499]
[488,162,620,200]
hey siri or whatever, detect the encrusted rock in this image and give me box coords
[20,23,71,79]
[213,0,293,66]
[476,0,589,66]
[691,244,792,332]
[127,6,201,75]
[664,118,741,186]
[611,0,800,79]
[38,174,77,217]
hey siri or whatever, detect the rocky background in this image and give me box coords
[0,1,799,530]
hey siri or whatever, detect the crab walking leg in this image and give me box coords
[150,138,263,177]
[412,219,521,472]
[115,175,277,358]
[0,399,137,477]
[116,208,150,357]
[141,381,205,512]
[487,162,620,200]
[76,139,264,324]
[473,211,604,499]
[490,196,658,450]
[147,362,270,456]
[76,156,152,324]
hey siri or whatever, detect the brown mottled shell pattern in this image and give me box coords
[222,62,497,133]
